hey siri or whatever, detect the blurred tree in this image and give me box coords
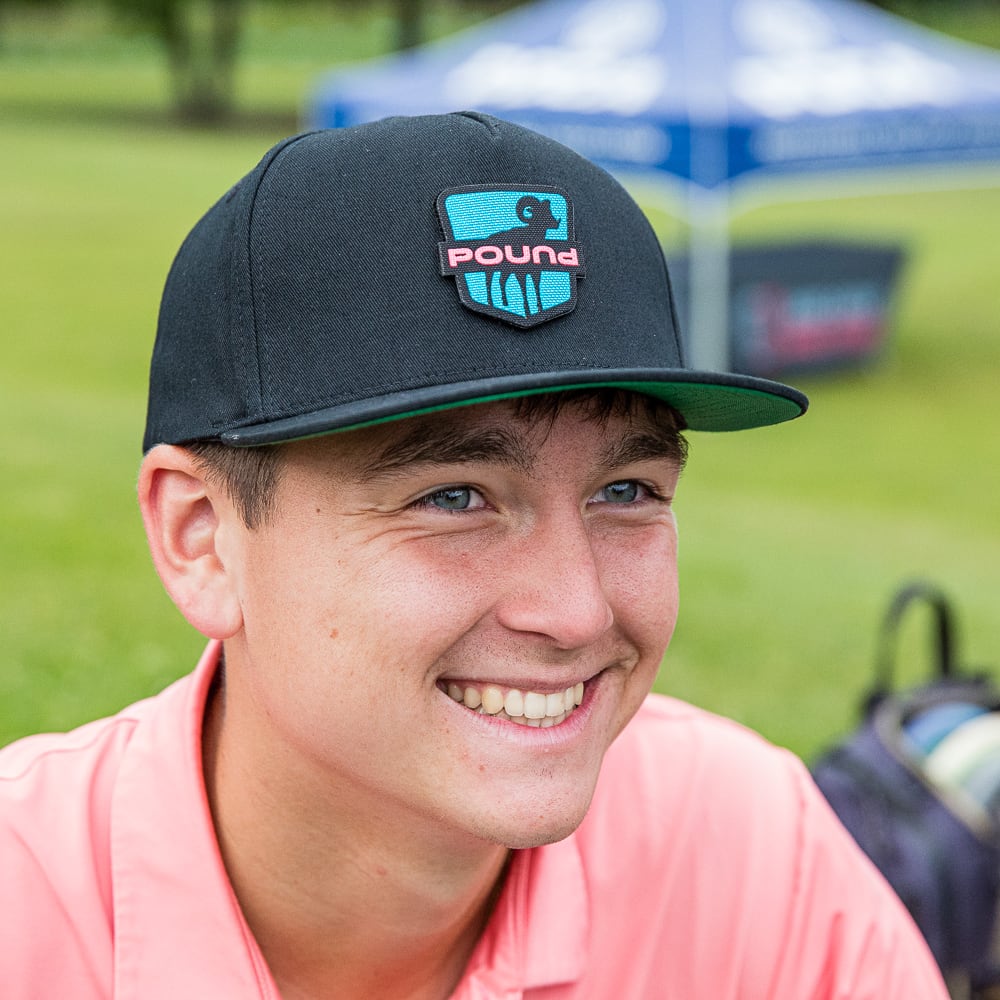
[396,0,423,51]
[105,0,243,123]
[93,0,530,123]
[0,0,68,53]
[330,0,529,54]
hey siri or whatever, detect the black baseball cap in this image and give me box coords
[143,111,806,450]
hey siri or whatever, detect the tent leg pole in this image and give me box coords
[686,190,731,373]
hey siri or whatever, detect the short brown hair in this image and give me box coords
[511,389,688,466]
[186,441,285,530]
[187,388,687,530]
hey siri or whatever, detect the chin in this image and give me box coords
[481,799,594,851]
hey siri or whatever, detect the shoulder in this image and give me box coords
[612,690,786,758]
[0,714,137,994]
[595,692,808,826]
[569,694,949,999]
[0,703,146,779]
[0,702,151,833]
[0,695,157,831]
[0,688,177,998]
[580,693,811,879]
[582,694,856,921]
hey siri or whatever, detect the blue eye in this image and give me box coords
[427,487,475,511]
[601,480,640,503]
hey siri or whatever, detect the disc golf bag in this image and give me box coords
[811,582,1000,992]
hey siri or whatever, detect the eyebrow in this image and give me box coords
[600,428,688,472]
[357,424,537,481]
[357,419,685,483]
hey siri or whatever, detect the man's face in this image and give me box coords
[221,395,683,850]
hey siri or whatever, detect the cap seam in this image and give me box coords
[242,132,321,426]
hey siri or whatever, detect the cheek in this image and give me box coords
[362,544,497,647]
[256,531,499,678]
[230,523,365,695]
[600,525,680,646]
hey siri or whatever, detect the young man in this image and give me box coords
[1,113,948,998]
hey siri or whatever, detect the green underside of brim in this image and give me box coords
[349,381,803,433]
[271,380,807,443]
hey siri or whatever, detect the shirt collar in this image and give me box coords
[457,827,589,997]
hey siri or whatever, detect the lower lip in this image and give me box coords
[442,674,603,747]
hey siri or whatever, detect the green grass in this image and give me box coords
[661,179,1000,752]
[1,2,999,759]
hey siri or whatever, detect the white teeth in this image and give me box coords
[481,686,505,715]
[524,692,547,720]
[504,689,524,717]
[445,680,587,728]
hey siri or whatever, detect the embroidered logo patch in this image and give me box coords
[437,186,584,329]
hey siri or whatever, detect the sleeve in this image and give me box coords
[765,757,951,1000]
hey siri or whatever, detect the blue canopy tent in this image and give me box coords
[310,0,1000,370]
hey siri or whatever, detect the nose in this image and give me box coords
[495,511,615,650]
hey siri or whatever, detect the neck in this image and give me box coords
[202,670,511,1000]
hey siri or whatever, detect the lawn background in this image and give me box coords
[1,1,999,758]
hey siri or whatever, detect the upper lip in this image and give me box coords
[438,668,603,692]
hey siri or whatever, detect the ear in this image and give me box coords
[138,445,244,640]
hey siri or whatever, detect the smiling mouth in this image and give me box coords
[444,681,585,728]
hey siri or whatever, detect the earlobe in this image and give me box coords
[138,445,244,640]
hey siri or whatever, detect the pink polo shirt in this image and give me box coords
[0,642,947,998]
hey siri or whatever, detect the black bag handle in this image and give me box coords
[867,580,957,709]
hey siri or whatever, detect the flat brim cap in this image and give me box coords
[143,111,806,450]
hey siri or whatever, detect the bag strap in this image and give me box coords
[867,580,957,709]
